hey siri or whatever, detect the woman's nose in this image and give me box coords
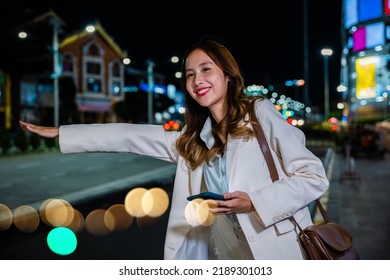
[194,74,203,85]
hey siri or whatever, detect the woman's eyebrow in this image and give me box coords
[185,61,213,72]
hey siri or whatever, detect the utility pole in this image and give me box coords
[147,59,155,124]
[321,48,333,121]
[303,0,310,111]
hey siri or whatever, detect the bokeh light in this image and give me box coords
[184,199,217,227]
[124,187,147,218]
[124,187,169,219]
[197,200,217,227]
[39,198,56,225]
[184,198,203,227]
[39,198,74,227]
[85,209,111,236]
[104,204,133,231]
[141,188,169,217]
[0,204,13,231]
[13,205,40,233]
[66,208,85,233]
[47,227,77,255]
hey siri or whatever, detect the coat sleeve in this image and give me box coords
[59,123,180,163]
[249,98,329,227]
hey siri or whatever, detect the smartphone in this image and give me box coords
[187,191,225,201]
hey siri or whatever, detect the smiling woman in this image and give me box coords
[17,37,329,260]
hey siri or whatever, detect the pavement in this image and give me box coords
[319,147,390,260]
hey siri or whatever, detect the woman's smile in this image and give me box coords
[195,87,211,97]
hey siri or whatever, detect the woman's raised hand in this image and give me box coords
[19,121,59,138]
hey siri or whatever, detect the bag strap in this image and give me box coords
[249,100,279,182]
[249,100,331,223]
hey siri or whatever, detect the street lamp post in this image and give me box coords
[321,48,333,122]
[146,59,155,124]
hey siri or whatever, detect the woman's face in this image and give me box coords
[184,49,229,122]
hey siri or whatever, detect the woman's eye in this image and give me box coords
[186,73,194,79]
[202,67,210,72]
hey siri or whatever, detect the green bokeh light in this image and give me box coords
[47,227,77,255]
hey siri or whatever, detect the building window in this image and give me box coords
[108,60,123,97]
[87,62,101,75]
[82,41,105,96]
[87,78,102,93]
[88,44,100,56]
[60,52,77,87]
[20,82,37,106]
[110,81,121,96]
[112,63,120,77]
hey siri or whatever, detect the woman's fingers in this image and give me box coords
[212,192,253,214]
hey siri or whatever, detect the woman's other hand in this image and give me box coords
[212,191,255,214]
[19,121,59,138]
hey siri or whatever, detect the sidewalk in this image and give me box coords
[323,149,390,260]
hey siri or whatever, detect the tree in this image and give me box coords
[59,76,80,124]
[0,129,12,155]
[14,128,29,152]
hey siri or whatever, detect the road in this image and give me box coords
[0,151,176,210]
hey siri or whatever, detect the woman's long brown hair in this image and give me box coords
[176,37,263,170]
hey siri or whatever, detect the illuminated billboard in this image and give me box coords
[352,22,385,52]
[386,0,390,15]
[358,0,383,22]
[344,0,384,29]
[344,0,358,29]
[356,57,377,99]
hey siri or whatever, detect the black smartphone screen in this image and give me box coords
[187,192,225,201]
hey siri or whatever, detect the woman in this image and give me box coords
[20,37,329,260]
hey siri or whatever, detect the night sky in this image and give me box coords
[3,0,342,110]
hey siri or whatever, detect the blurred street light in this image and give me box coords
[146,56,179,124]
[321,48,333,121]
